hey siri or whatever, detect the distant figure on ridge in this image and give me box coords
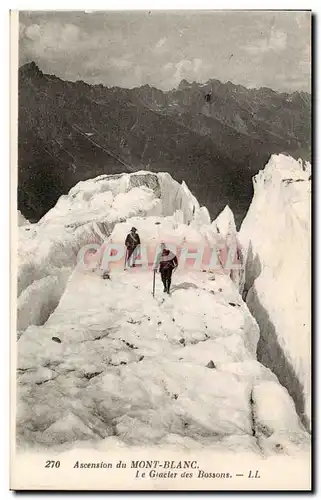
[125,227,140,268]
[156,243,178,294]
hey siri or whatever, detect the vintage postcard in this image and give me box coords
[10,9,312,491]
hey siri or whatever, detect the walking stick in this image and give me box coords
[152,269,156,297]
[124,247,128,270]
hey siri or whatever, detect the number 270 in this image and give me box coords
[45,460,60,468]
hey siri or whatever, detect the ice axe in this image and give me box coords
[152,268,156,297]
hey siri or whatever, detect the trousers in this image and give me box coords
[126,245,138,266]
[160,268,173,291]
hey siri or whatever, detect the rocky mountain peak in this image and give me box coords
[19,61,43,79]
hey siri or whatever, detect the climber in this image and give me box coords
[125,227,140,268]
[157,244,178,294]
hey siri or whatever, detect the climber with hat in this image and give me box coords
[125,227,141,268]
[157,243,178,294]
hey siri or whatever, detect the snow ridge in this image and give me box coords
[17,171,212,334]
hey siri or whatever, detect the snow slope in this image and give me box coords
[17,259,309,455]
[239,154,311,431]
[16,169,310,457]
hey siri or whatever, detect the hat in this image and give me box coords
[131,227,137,231]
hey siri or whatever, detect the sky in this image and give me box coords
[19,10,311,93]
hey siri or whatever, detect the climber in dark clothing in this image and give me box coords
[125,227,140,268]
[158,246,178,294]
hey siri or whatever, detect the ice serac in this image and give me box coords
[17,268,71,337]
[18,210,30,226]
[239,154,311,431]
[16,167,310,456]
[213,205,237,238]
[213,204,243,289]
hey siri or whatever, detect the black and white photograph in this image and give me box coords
[10,8,311,491]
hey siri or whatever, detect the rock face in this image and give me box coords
[239,154,311,431]
[16,168,310,456]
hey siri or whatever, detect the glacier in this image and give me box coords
[17,172,205,330]
[16,165,310,461]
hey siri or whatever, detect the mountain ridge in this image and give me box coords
[18,61,311,227]
[19,61,311,97]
